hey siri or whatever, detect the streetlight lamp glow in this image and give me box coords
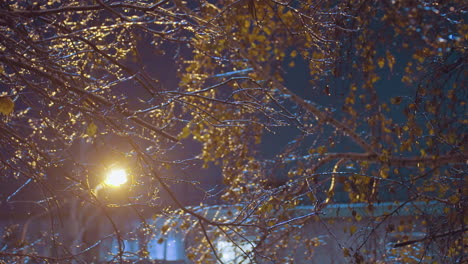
[104,168,128,187]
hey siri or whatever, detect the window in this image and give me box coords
[103,229,186,263]
[148,231,185,262]
[105,236,140,262]
[216,238,255,264]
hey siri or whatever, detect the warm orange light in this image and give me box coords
[104,168,128,187]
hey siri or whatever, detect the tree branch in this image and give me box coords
[393,227,468,248]
[0,56,178,142]
[318,152,467,167]
[7,1,170,17]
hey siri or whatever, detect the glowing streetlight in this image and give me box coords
[104,168,128,187]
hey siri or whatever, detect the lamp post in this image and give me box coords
[76,167,130,262]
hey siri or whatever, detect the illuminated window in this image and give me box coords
[105,231,185,263]
[106,237,139,261]
[216,238,255,264]
[148,231,185,262]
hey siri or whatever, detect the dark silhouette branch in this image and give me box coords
[394,227,468,248]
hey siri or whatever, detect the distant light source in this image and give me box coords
[104,168,128,187]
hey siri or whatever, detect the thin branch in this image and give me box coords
[315,152,466,168]
[199,220,225,264]
[393,227,468,248]
[8,1,170,17]
[0,56,178,142]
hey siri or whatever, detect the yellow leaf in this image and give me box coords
[377,57,385,68]
[317,146,327,155]
[420,149,426,157]
[380,168,389,178]
[0,96,14,115]
[448,195,459,204]
[386,51,395,71]
[86,122,97,137]
[290,50,298,58]
[259,202,273,213]
[355,213,362,221]
[179,126,191,139]
[307,193,316,203]
[390,96,402,105]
